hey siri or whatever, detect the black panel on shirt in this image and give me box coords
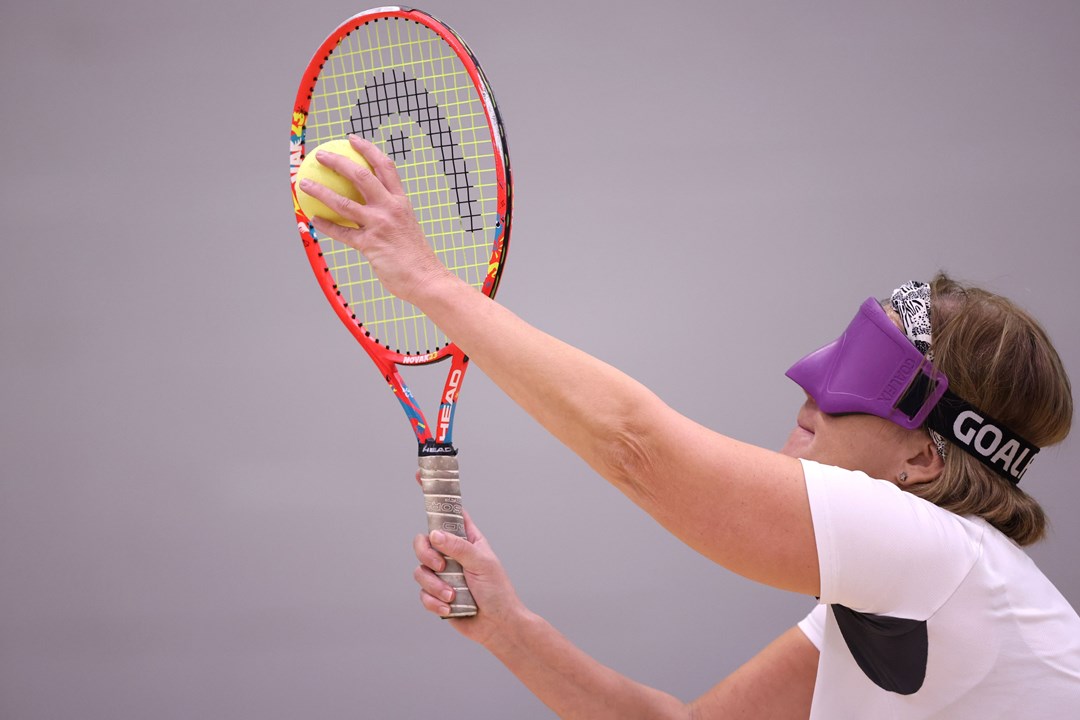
[831,604,928,695]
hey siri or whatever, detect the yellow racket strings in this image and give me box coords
[306,17,500,355]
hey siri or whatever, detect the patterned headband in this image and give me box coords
[891,281,949,460]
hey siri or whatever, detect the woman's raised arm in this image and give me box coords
[304,137,819,596]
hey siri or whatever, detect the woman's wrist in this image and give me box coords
[480,603,542,657]
[409,265,469,311]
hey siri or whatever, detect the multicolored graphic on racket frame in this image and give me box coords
[290,7,512,617]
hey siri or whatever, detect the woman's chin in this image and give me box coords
[780,426,814,459]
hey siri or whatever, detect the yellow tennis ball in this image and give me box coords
[295,138,374,227]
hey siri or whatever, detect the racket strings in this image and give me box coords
[348,67,482,232]
[305,17,500,356]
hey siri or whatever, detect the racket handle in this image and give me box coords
[418,452,478,617]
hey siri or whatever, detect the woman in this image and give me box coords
[299,137,1080,718]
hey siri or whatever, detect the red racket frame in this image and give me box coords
[289,6,512,452]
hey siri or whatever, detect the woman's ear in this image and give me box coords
[898,431,946,487]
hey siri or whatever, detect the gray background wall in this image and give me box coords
[2,1,1078,717]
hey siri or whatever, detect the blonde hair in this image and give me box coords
[905,274,1073,545]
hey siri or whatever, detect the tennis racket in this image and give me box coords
[290,7,512,617]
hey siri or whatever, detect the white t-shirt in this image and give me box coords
[796,459,1080,718]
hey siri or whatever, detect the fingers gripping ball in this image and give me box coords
[294,138,373,227]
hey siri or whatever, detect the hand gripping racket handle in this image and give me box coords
[418,452,478,617]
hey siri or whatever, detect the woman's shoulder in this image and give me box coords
[800,459,988,616]
[800,458,986,540]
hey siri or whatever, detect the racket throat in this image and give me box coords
[420,440,458,457]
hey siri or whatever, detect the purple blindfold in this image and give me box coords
[786,297,1040,483]
[786,298,948,430]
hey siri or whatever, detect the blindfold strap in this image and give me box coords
[926,392,1040,484]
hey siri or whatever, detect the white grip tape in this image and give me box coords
[419,454,476,617]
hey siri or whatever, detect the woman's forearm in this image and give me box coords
[487,607,688,720]
[418,519,690,719]
[417,275,667,494]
